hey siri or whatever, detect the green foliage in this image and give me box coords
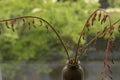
[108,0,120,8]
[0,0,119,62]
[0,0,100,62]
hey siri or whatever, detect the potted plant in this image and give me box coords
[0,8,120,80]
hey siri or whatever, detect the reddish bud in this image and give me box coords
[110,26,114,31]
[92,13,97,25]
[98,12,101,21]
[0,27,1,34]
[82,32,86,36]
[5,21,10,28]
[109,75,113,80]
[104,60,106,67]
[105,15,108,18]
[97,31,100,34]
[32,19,35,24]
[22,19,26,25]
[82,36,85,40]
[28,22,30,26]
[31,19,36,28]
[101,15,108,24]
[107,64,110,69]
[86,21,90,31]
[92,17,95,26]
[110,31,113,36]
[86,21,90,28]
[82,32,85,39]
[110,57,114,64]
[101,19,104,24]
[118,25,120,32]
[94,13,97,17]
[23,19,25,23]
[103,27,107,33]
[112,59,114,64]
[28,22,31,30]
[11,23,14,32]
[104,15,108,21]
[109,27,114,37]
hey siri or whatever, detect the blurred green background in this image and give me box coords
[0,0,120,80]
[0,0,100,62]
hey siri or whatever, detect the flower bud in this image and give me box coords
[118,25,120,32]
[98,12,101,21]
[11,23,15,32]
[32,19,35,25]
[101,15,108,24]
[28,22,31,30]
[0,27,1,34]
[5,21,10,28]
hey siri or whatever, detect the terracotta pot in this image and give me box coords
[62,60,84,80]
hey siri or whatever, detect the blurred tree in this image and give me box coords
[99,0,109,8]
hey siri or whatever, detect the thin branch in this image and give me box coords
[75,8,112,61]
[78,18,120,57]
[0,16,70,60]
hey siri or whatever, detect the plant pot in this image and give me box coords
[61,61,84,80]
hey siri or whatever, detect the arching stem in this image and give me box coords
[75,8,112,61]
[0,16,70,60]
